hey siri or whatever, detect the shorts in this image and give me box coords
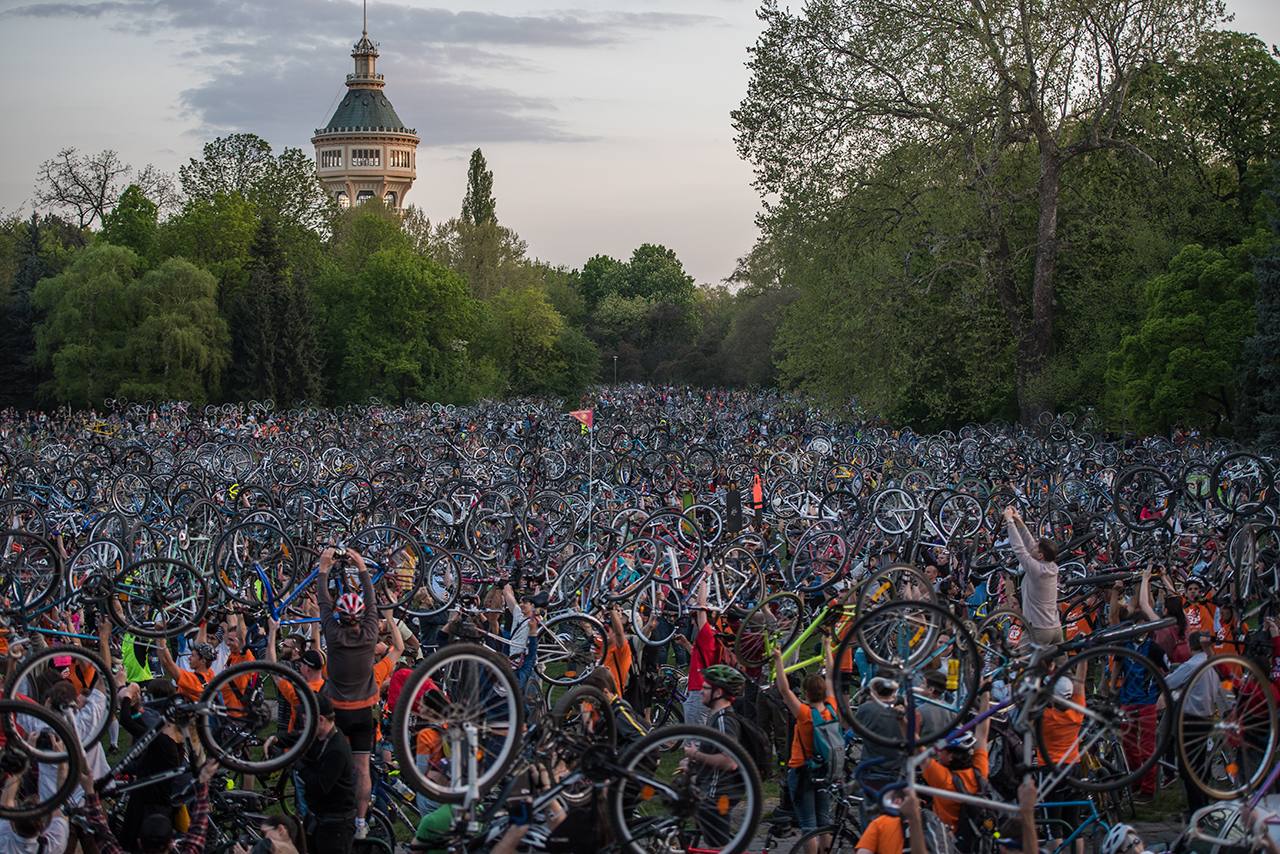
[334,705,377,753]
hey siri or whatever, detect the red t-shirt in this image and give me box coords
[687,622,717,691]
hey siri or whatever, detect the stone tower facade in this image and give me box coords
[312,28,419,210]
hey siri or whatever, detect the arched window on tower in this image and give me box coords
[336,192,350,208]
[384,192,397,207]
[356,191,375,205]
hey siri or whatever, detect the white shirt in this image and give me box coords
[1166,651,1218,717]
[0,817,69,854]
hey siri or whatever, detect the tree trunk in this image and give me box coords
[1015,155,1063,426]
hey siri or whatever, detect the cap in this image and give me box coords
[300,650,324,671]
[1054,676,1074,698]
[139,813,174,841]
[316,693,335,717]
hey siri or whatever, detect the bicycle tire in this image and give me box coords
[787,826,862,854]
[535,612,607,686]
[108,557,208,638]
[608,723,763,854]
[390,643,524,804]
[734,592,803,668]
[0,698,84,820]
[4,645,119,753]
[855,563,937,616]
[197,660,318,774]
[631,579,684,646]
[1035,646,1173,791]
[0,529,64,612]
[1175,654,1278,799]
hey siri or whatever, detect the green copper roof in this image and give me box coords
[322,89,409,133]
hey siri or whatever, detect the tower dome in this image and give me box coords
[312,22,419,210]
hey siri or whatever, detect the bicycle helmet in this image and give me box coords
[335,592,365,624]
[191,643,217,665]
[700,664,747,698]
[945,731,977,752]
[1101,823,1143,854]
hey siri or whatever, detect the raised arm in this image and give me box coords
[770,646,804,717]
[1137,566,1158,622]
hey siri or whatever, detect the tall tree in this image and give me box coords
[158,192,258,311]
[34,149,176,228]
[229,218,290,402]
[101,185,159,261]
[734,0,1226,423]
[460,149,496,226]
[0,215,55,408]
[1236,178,1280,444]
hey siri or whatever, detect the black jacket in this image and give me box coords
[295,729,356,818]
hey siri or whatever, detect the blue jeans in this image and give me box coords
[787,767,830,832]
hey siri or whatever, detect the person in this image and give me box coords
[156,638,216,702]
[1004,505,1062,650]
[602,604,633,700]
[232,816,305,854]
[1100,823,1147,854]
[0,769,68,854]
[918,691,991,833]
[315,547,380,840]
[673,579,716,725]
[1165,629,1218,813]
[266,619,326,732]
[112,678,186,854]
[853,672,910,790]
[582,666,648,751]
[772,641,838,854]
[1113,567,1169,805]
[500,584,537,692]
[1038,663,1087,854]
[682,664,746,850]
[78,738,219,854]
[274,694,357,854]
[853,789,942,854]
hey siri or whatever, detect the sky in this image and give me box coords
[1,0,1277,286]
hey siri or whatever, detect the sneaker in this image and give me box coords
[354,821,368,840]
[1132,792,1155,805]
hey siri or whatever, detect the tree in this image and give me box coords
[159,192,258,310]
[1236,178,1280,444]
[34,149,176,229]
[492,286,563,394]
[734,0,1226,423]
[1109,231,1270,434]
[460,149,496,226]
[578,254,624,311]
[101,185,159,261]
[31,245,135,408]
[116,259,230,404]
[179,134,337,235]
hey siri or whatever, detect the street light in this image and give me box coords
[613,355,618,386]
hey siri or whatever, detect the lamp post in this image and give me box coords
[613,355,618,386]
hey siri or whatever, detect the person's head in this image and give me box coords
[316,693,336,737]
[1100,823,1145,854]
[138,812,174,854]
[1165,596,1188,634]
[44,679,78,711]
[146,679,176,702]
[699,665,746,709]
[1184,577,1205,601]
[939,731,977,770]
[224,628,242,656]
[334,592,365,630]
[191,643,217,671]
[801,672,826,705]
[10,810,48,840]
[1032,538,1059,563]
[278,634,304,661]
[584,666,619,699]
[924,564,938,583]
[1189,630,1213,654]
[921,669,948,698]
[300,649,324,681]
[259,815,306,854]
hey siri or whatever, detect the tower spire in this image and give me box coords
[363,0,367,35]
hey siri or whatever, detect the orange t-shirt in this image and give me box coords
[788,696,838,768]
[175,667,213,701]
[218,650,256,710]
[921,750,990,829]
[374,656,396,692]
[605,641,633,695]
[1037,691,1084,765]
[856,813,906,854]
[1185,603,1214,633]
[277,676,326,731]
[416,726,444,764]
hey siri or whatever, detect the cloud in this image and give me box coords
[3,0,714,144]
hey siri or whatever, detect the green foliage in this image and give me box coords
[100,185,158,262]
[1236,178,1280,444]
[31,245,229,408]
[158,192,257,310]
[324,249,492,403]
[492,286,563,394]
[461,149,496,226]
[1108,231,1271,434]
[578,254,623,311]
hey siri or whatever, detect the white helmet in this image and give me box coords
[1101,824,1143,854]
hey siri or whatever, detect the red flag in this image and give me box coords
[569,409,593,429]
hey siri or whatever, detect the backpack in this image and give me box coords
[733,710,776,781]
[909,810,959,854]
[951,769,1000,854]
[805,701,845,787]
[986,721,1027,801]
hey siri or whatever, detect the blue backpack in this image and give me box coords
[805,701,845,786]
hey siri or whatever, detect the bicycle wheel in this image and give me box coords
[404,549,461,618]
[734,592,803,668]
[5,645,119,752]
[109,557,207,638]
[197,661,318,774]
[547,683,617,757]
[598,537,663,602]
[0,529,63,611]
[789,529,851,593]
[211,521,298,607]
[1036,646,1173,791]
[632,579,684,646]
[837,600,981,747]
[536,612,607,686]
[609,723,763,854]
[349,525,428,609]
[67,538,126,591]
[0,698,84,820]
[1175,654,1278,799]
[855,563,937,616]
[390,643,524,804]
